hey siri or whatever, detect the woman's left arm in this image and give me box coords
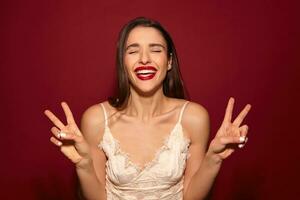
[183,98,251,200]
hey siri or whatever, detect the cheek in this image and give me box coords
[125,67,136,82]
[153,55,168,71]
[124,55,131,67]
[124,54,139,70]
[155,68,168,82]
[123,57,136,82]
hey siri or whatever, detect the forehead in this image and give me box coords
[126,26,166,46]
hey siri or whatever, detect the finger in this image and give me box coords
[233,104,251,126]
[56,130,83,143]
[51,126,61,139]
[222,97,235,124]
[211,135,246,153]
[50,127,72,140]
[61,102,76,125]
[239,125,249,137]
[44,110,65,129]
[238,137,249,148]
[219,135,246,145]
[50,136,62,146]
[51,126,80,141]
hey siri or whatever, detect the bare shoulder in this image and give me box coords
[184,101,209,122]
[81,101,108,128]
[80,101,110,145]
[182,101,210,143]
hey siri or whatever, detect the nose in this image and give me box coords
[139,50,151,65]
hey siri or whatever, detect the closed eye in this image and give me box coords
[151,49,162,53]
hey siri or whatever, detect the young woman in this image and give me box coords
[44,17,251,200]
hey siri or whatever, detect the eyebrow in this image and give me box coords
[125,43,166,50]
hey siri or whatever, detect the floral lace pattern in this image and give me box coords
[98,102,190,200]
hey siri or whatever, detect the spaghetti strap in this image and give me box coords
[178,101,189,123]
[99,100,191,199]
[100,103,108,126]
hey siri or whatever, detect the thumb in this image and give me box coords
[210,135,246,153]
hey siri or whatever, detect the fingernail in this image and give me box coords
[238,144,245,148]
[245,137,248,143]
[239,136,246,142]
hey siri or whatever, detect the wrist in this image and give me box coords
[203,151,223,169]
[75,157,94,171]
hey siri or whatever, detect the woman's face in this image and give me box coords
[124,26,171,95]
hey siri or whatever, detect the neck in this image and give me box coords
[125,86,169,121]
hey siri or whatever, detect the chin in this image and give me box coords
[131,83,163,97]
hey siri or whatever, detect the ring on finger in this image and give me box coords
[238,137,248,148]
[58,131,67,138]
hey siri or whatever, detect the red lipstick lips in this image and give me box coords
[134,66,157,80]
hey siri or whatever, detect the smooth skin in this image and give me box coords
[44,26,251,200]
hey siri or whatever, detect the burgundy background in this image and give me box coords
[1,0,299,199]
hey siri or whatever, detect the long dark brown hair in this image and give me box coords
[109,17,187,110]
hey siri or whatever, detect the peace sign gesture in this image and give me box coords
[207,97,251,162]
[44,102,90,167]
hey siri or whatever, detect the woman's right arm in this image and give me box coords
[44,102,106,200]
[79,103,107,200]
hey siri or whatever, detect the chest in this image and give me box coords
[108,117,178,165]
[100,123,190,186]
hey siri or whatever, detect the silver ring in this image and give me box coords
[58,131,66,138]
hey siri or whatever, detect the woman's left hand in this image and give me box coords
[207,97,251,163]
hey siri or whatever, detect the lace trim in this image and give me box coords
[98,123,191,172]
[112,129,173,172]
[182,137,191,160]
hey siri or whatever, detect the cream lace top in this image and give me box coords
[98,102,191,200]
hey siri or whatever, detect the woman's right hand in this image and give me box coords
[44,102,91,168]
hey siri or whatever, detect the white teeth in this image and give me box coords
[136,69,156,74]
